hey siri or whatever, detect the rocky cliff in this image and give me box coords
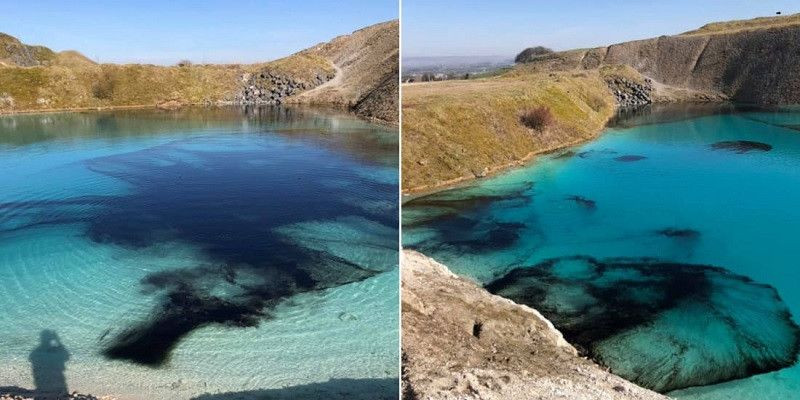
[518,13,800,104]
[401,250,669,400]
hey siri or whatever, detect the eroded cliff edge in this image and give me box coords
[401,250,669,400]
[518,14,800,104]
[402,13,800,192]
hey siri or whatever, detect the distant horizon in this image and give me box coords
[0,0,396,65]
[403,1,800,58]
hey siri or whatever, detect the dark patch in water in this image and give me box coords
[1,125,397,367]
[656,228,700,239]
[104,284,269,366]
[404,182,534,255]
[711,140,772,153]
[552,150,575,160]
[406,181,534,224]
[614,155,647,162]
[577,148,617,159]
[420,217,525,254]
[486,256,800,392]
[565,195,596,210]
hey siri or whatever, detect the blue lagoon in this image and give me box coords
[0,107,399,399]
[404,105,800,399]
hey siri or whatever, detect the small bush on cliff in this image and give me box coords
[519,106,554,131]
[92,70,116,100]
[514,46,554,63]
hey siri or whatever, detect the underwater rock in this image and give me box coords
[406,181,533,223]
[711,140,772,153]
[486,256,800,392]
[565,195,597,210]
[656,228,700,239]
[338,312,358,321]
[577,148,618,159]
[614,155,647,162]
[403,181,535,259]
[553,150,576,160]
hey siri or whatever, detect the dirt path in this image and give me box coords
[302,63,343,96]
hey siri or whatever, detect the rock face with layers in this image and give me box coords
[401,250,669,400]
[518,13,800,104]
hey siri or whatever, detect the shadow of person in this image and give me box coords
[28,329,70,398]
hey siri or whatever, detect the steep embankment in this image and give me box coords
[403,13,800,192]
[289,20,399,122]
[518,13,800,104]
[0,21,398,122]
[402,250,669,400]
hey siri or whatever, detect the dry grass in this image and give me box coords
[0,63,247,111]
[682,13,800,35]
[0,23,397,121]
[0,53,332,112]
[253,53,335,82]
[402,68,615,192]
[290,20,399,120]
[0,28,337,113]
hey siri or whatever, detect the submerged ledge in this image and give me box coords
[401,249,669,400]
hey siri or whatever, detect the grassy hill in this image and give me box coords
[403,13,800,192]
[682,12,800,35]
[0,21,398,122]
[402,68,616,192]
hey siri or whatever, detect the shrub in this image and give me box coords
[177,59,193,67]
[92,70,116,100]
[514,46,554,63]
[519,106,554,131]
[586,94,607,112]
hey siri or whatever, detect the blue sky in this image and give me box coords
[0,0,396,64]
[403,0,800,58]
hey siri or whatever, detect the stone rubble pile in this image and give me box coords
[234,71,334,105]
[606,76,653,107]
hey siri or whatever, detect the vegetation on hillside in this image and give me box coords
[402,68,615,192]
[0,24,393,118]
[514,46,554,63]
[0,33,56,66]
[682,12,800,35]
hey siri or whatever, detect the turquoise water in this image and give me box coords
[404,105,800,399]
[0,107,399,399]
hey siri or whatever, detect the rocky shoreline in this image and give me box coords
[401,250,669,400]
[0,392,114,400]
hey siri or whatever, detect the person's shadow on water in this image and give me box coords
[28,329,70,398]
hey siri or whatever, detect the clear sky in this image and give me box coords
[403,0,800,58]
[0,0,396,65]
